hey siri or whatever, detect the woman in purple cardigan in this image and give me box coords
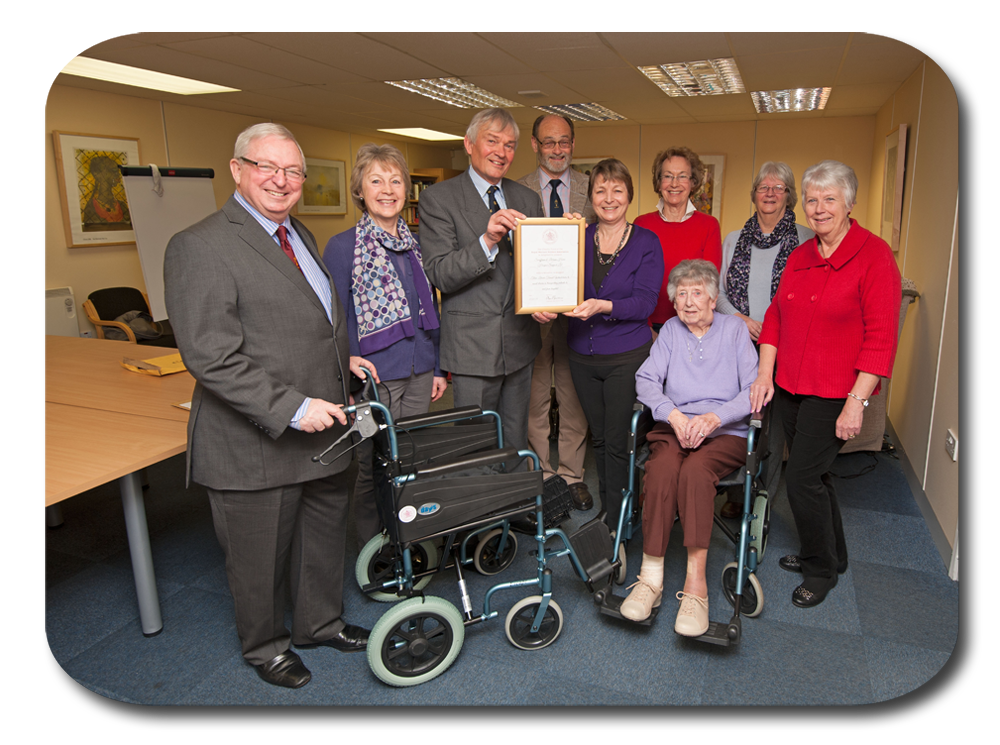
[626,260,758,635]
[323,143,445,548]
[535,159,663,530]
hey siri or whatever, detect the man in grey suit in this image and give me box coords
[517,115,594,510]
[164,123,373,689]
[419,108,544,457]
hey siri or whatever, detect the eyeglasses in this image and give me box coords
[538,139,573,150]
[240,157,307,183]
[660,173,691,183]
[755,184,787,194]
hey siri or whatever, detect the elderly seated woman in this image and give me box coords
[625,259,758,635]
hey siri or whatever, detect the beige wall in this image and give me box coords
[45,83,454,328]
[864,60,960,550]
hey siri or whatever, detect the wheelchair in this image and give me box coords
[578,402,772,646]
[314,393,573,687]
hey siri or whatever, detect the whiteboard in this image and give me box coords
[121,166,217,321]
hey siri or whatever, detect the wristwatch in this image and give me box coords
[847,392,869,407]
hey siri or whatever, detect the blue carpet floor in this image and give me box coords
[45,393,958,707]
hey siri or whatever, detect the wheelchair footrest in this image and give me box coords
[596,590,659,627]
[567,518,615,584]
[680,619,737,647]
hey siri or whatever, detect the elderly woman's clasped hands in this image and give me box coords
[667,409,722,450]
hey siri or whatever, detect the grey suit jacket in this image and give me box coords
[163,195,352,491]
[518,167,596,223]
[419,170,544,377]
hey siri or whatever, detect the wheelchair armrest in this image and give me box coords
[395,406,486,429]
[414,447,521,478]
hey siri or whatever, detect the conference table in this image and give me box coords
[46,335,194,636]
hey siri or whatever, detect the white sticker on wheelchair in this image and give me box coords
[398,505,417,523]
[418,502,440,516]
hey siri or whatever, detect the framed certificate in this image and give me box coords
[514,217,586,314]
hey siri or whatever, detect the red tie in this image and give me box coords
[276,225,301,272]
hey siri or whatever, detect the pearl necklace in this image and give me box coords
[595,223,631,266]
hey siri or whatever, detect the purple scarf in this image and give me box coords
[351,211,439,355]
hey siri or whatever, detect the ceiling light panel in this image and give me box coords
[385,78,521,109]
[61,56,240,95]
[751,87,832,113]
[638,58,745,96]
[378,128,464,141]
[533,103,626,122]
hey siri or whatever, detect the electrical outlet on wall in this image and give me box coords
[945,429,958,462]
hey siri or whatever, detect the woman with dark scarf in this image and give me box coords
[717,161,814,341]
[324,143,445,547]
[716,161,812,518]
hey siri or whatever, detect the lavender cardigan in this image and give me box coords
[566,223,664,356]
[635,313,758,438]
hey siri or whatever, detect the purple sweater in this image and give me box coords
[635,313,758,438]
[566,223,664,356]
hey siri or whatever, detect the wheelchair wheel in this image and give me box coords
[473,528,518,575]
[750,492,771,559]
[721,562,764,618]
[368,596,465,687]
[356,534,439,602]
[505,596,563,651]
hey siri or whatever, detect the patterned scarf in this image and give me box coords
[351,211,439,355]
[725,208,801,317]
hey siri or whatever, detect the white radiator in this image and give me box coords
[46,286,79,337]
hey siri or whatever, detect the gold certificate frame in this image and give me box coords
[514,217,586,314]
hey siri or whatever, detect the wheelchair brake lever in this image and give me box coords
[312,402,381,465]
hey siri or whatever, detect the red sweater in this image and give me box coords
[634,210,722,324]
[758,220,901,398]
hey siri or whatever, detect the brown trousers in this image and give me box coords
[642,423,746,556]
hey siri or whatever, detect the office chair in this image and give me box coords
[83,287,177,347]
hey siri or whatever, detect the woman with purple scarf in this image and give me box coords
[715,161,812,519]
[324,143,445,547]
[623,260,758,636]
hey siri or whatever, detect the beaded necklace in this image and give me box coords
[595,223,631,266]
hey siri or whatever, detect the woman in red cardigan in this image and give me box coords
[635,147,721,331]
[750,160,901,609]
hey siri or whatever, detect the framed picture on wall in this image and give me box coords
[297,157,347,215]
[570,158,613,179]
[52,131,142,248]
[694,154,724,220]
[881,124,908,252]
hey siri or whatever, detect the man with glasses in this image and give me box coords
[517,115,595,510]
[164,123,373,690]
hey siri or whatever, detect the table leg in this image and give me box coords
[119,471,163,637]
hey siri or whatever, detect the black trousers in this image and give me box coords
[777,386,848,583]
[569,348,647,527]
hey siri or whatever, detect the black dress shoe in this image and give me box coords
[253,651,311,688]
[569,482,594,511]
[779,554,849,575]
[295,623,369,653]
[792,576,837,608]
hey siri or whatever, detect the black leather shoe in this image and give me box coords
[295,623,369,653]
[569,482,594,511]
[253,651,311,688]
[779,554,848,575]
[792,577,837,608]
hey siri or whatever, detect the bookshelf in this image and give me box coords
[404,168,462,231]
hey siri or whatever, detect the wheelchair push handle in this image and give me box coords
[311,399,391,465]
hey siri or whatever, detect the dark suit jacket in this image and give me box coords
[517,167,596,223]
[419,170,544,377]
[163,195,351,491]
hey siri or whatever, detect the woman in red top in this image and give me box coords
[751,160,901,608]
[634,147,722,331]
